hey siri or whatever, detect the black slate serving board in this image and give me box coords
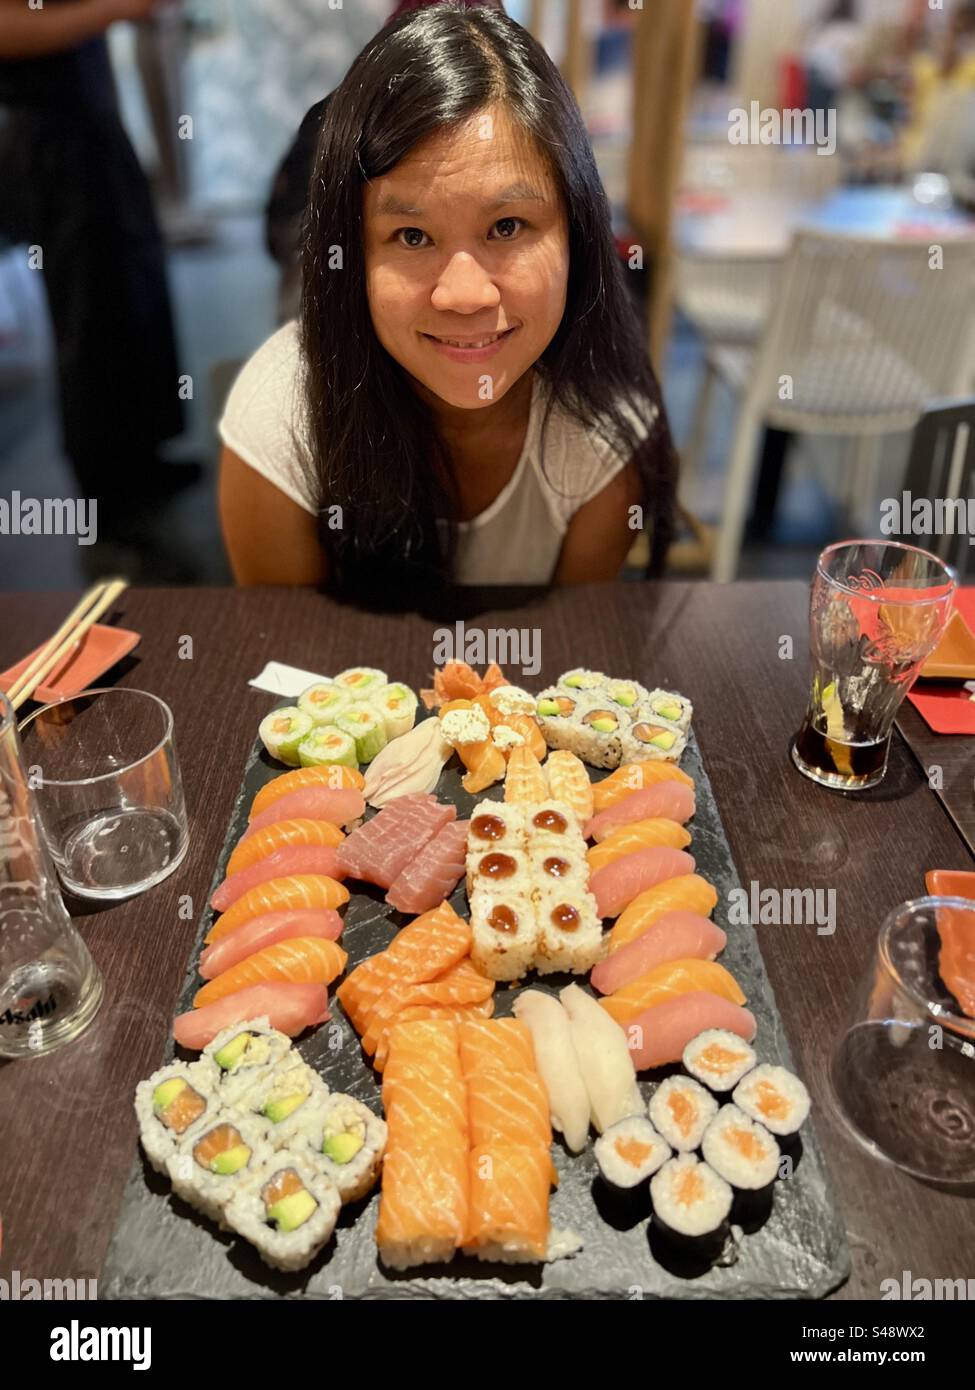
[102,721,850,1300]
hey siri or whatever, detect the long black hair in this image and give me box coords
[299,2,677,612]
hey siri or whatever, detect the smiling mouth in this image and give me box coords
[422,327,517,348]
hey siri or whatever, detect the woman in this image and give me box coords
[219,3,677,611]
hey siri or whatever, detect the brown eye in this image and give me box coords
[396,227,428,248]
[490,217,523,240]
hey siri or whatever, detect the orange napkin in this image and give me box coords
[907,589,975,734]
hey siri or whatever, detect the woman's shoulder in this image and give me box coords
[218,320,317,515]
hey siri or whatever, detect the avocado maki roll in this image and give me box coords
[369,682,418,740]
[622,717,686,764]
[297,682,351,727]
[244,1057,330,1148]
[335,705,387,763]
[134,1058,220,1174]
[204,1018,293,1109]
[605,678,649,712]
[167,1112,271,1226]
[333,666,387,696]
[302,1092,388,1203]
[535,687,585,751]
[259,707,314,767]
[558,668,607,693]
[297,726,358,769]
[224,1152,341,1272]
[643,688,693,734]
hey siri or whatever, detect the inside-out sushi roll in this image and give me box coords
[644,688,693,734]
[335,706,387,763]
[573,700,626,770]
[204,1018,293,1108]
[297,683,350,727]
[465,846,531,899]
[296,726,358,770]
[303,1092,388,1203]
[683,1030,757,1093]
[528,842,590,895]
[243,1056,329,1147]
[470,889,539,981]
[595,1117,671,1189]
[259,707,315,768]
[525,800,577,852]
[605,679,648,712]
[369,683,418,741]
[535,688,586,751]
[167,1112,271,1226]
[622,717,686,765]
[224,1153,341,1272]
[135,1058,219,1174]
[650,1154,733,1240]
[732,1064,810,1137]
[701,1105,780,1190]
[648,1075,719,1153]
[558,668,607,692]
[533,885,603,976]
[333,667,387,696]
[468,800,526,852]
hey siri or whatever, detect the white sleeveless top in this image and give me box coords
[218,321,655,585]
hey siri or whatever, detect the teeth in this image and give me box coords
[435,332,507,348]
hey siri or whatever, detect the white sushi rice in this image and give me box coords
[732,1064,811,1137]
[301,1092,388,1204]
[701,1105,780,1190]
[468,799,526,852]
[648,1075,719,1152]
[533,884,603,975]
[595,1117,671,1188]
[224,1152,341,1272]
[604,678,650,714]
[241,1057,330,1147]
[134,1058,220,1175]
[167,1112,272,1227]
[465,846,533,899]
[558,668,608,693]
[205,1018,293,1109]
[470,889,539,981]
[643,688,693,734]
[650,1154,733,1238]
[682,1030,758,1093]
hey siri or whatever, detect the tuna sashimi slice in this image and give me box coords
[623,990,757,1071]
[338,795,455,888]
[199,909,344,980]
[591,912,727,995]
[211,845,344,911]
[590,846,696,919]
[585,782,696,840]
[173,984,330,1050]
[385,819,470,914]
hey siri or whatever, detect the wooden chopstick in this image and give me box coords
[9,577,129,712]
[5,581,112,703]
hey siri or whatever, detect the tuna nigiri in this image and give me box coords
[560,983,643,1135]
[609,874,718,952]
[591,761,694,812]
[600,958,746,1026]
[211,845,345,912]
[244,786,365,837]
[590,846,696,918]
[194,935,348,1009]
[205,875,349,944]
[591,912,727,994]
[585,782,696,840]
[586,819,692,871]
[623,991,757,1071]
[198,908,344,980]
[249,764,363,819]
[226,818,343,875]
[512,989,591,1153]
[173,984,330,1049]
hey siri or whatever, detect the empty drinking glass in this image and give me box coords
[19,688,189,901]
[0,693,103,1058]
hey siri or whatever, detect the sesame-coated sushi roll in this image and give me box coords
[524,800,579,853]
[558,668,607,693]
[701,1105,780,1190]
[468,800,526,852]
[533,884,603,975]
[134,1058,220,1174]
[241,1055,329,1147]
[335,705,387,763]
[297,682,350,727]
[333,666,387,697]
[644,688,693,734]
[573,698,627,769]
[302,1092,388,1203]
[604,679,649,713]
[167,1113,271,1226]
[683,1030,758,1093]
[204,1018,293,1109]
[594,1117,671,1189]
[470,890,538,981]
[535,687,587,752]
[732,1064,810,1137]
[622,716,686,765]
[528,842,591,898]
[648,1075,719,1153]
[650,1154,733,1241]
[296,727,358,769]
[466,846,532,899]
[259,707,315,767]
[369,683,418,740]
[224,1152,341,1272]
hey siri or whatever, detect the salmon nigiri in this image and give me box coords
[591,911,727,994]
[205,874,349,944]
[173,982,329,1050]
[466,1068,551,1148]
[249,764,364,819]
[585,781,696,839]
[624,991,757,1071]
[226,818,343,875]
[193,935,348,1008]
[609,874,718,952]
[245,786,365,837]
[591,761,694,812]
[544,750,594,825]
[600,957,745,1026]
[587,819,692,872]
[211,845,345,912]
[504,745,547,804]
[198,908,344,980]
[590,846,696,918]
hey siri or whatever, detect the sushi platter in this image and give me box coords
[103,665,849,1300]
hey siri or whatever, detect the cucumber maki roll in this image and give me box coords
[259,707,314,767]
[369,682,418,740]
[224,1153,341,1272]
[297,682,351,727]
[335,705,387,763]
[297,726,358,769]
[333,666,387,697]
[134,1058,220,1174]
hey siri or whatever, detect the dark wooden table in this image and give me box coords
[0,583,971,1298]
[897,702,975,857]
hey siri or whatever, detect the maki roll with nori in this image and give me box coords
[648,1075,719,1153]
[732,1064,810,1137]
[335,705,387,763]
[224,1153,341,1272]
[259,707,314,767]
[650,1153,733,1242]
[297,683,351,727]
[595,1117,671,1189]
[701,1105,780,1190]
[370,683,418,740]
[296,726,358,769]
[135,1058,220,1174]
[167,1112,271,1225]
[683,1030,757,1093]
[333,666,387,697]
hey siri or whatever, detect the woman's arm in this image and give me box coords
[218,446,329,586]
[553,457,645,584]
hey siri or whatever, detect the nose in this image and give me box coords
[431,251,500,314]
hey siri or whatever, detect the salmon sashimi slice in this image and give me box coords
[199,908,344,981]
[193,935,348,1008]
[457,1017,535,1074]
[591,761,694,812]
[211,844,344,912]
[337,794,455,888]
[600,957,746,1025]
[375,1140,470,1264]
[382,1019,468,1144]
[591,911,727,994]
[373,999,495,1072]
[384,818,470,915]
[935,900,975,1019]
[466,1069,552,1148]
[226,818,344,875]
[587,819,692,871]
[609,874,718,952]
[544,750,594,825]
[465,1143,552,1261]
[590,846,696,918]
[458,739,507,794]
[623,990,757,1071]
[360,960,495,1056]
[504,745,548,804]
[585,782,696,839]
[501,713,546,762]
[205,875,349,943]
[173,983,329,1049]
[249,764,364,819]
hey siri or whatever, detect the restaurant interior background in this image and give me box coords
[1,0,973,592]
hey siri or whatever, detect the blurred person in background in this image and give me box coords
[0,0,196,539]
[902,0,975,192]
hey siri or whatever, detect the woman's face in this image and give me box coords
[363,106,569,410]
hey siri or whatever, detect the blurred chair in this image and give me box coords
[695,229,975,581]
[896,397,975,579]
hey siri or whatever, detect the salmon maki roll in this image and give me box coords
[457,1017,535,1075]
[466,1070,552,1149]
[249,764,364,819]
[205,875,350,944]
[504,745,548,804]
[609,874,718,953]
[587,819,692,872]
[544,750,594,826]
[193,936,348,1008]
[226,819,344,876]
[465,1143,552,1263]
[591,761,694,812]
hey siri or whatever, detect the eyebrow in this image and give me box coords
[372,183,549,217]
